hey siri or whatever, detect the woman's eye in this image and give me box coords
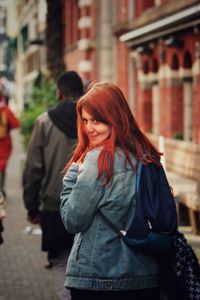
[82,119,87,124]
[93,119,99,124]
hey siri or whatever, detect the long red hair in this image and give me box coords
[65,82,161,184]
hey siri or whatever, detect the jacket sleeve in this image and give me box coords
[6,107,20,130]
[60,150,104,234]
[22,118,45,215]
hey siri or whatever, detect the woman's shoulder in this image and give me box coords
[85,147,102,160]
[85,147,136,162]
[115,147,136,161]
[81,148,101,169]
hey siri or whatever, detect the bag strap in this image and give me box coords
[99,160,143,237]
[136,160,142,195]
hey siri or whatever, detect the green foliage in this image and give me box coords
[20,105,44,149]
[30,75,57,108]
[20,76,56,149]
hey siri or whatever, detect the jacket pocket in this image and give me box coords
[73,234,84,262]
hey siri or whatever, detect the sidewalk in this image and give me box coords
[0,130,59,300]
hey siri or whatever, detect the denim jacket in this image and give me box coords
[60,148,159,290]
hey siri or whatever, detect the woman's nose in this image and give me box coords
[86,122,94,132]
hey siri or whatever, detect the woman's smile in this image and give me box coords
[82,109,111,146]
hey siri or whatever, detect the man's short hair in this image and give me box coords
[57,71,84,98]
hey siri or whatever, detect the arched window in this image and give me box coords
[143,60,149,74]
[183,51,192,69]
[152,58,159,73]
[171,53,179,70]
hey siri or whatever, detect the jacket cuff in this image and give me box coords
[28,209,40,218]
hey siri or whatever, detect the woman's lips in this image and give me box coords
[88,133,98,138]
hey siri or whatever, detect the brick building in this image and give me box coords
[63,0,200,146]
[118,0,200,146]
[63,0,115,84]
[13,0,47,111]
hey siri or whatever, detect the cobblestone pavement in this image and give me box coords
[0,130,59,300]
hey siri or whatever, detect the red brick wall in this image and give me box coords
[63,0,80,48]
[170,83,183,136]
[159,79,183,137]
[135,0,154,17]
[63,49,83,73]
[137,86,152,132]
[116,41,129,100]
[63,0,98,81]
[116,0,129,23]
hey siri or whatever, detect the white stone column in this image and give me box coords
[183,79,192,141]
[97,0,113,81]
[152,82,160,135]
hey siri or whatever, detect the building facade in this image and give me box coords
[63,0,120,87]
[117,0,200,146]
[13,0,47,111]
[63,0,200,146]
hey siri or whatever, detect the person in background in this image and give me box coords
[22,71,84,300]
[0,86,19,196]
[60,82,162,300]
[0,82,20,244]
[0,188,6,245]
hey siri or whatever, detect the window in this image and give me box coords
[0,6,6,34]
[0,40,8,71]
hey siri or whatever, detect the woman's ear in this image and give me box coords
[56,89,62,101]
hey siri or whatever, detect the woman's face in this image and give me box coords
[81,109,111,146]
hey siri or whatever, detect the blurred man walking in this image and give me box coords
[22,71,84,300]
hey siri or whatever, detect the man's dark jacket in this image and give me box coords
[23,99,77,251]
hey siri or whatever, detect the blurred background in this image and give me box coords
[0,1,200,298]
[1,1,199,139]
[2,0,200,232]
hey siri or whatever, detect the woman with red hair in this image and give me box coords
[60,82,161,300]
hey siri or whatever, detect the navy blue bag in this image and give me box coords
[100,160,178,255]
